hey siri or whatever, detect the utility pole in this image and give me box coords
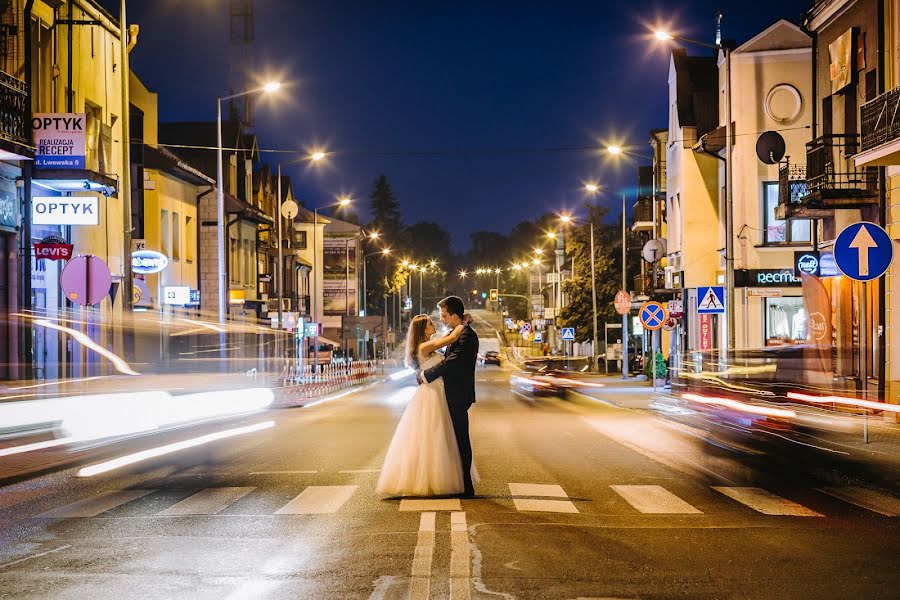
[622,194,628,379]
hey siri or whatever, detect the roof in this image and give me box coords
[158,121,259,179]
[144,145,215,186]
[671,50,718,136]
[736,19,811,53]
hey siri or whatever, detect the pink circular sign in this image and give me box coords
[60,255,112,306]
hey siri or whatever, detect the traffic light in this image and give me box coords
[489,288,498,302]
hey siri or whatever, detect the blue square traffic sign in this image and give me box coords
[560,327,575,341]
[697,286,725,314]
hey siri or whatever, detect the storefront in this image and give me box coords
[735,268,805,349]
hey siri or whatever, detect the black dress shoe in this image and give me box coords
[461,488,475,499]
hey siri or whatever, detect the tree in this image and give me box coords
[365,175,403,314]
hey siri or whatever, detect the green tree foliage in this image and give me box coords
[365,175,405,313]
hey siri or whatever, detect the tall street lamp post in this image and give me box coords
[561,210,600,371]
[216,80,281,323]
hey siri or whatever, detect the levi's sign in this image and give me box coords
[32,196,99,226]
[32,113,86,169]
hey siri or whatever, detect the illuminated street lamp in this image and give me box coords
[216,80,281,323]
[361,246,391,317]
[606,145,623,156]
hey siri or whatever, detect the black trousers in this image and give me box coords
[448,402,473,491]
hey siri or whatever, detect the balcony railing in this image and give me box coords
[778,159,807,207]
[860,85,900,153]
[804,134,878,203]
[632,198,653,225]
[0,70,29,150]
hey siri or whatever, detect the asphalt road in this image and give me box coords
[0,329,897,598]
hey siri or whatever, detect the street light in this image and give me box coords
[309,196,352,368]
[606,145,623,156]
[563,207,600,372]
[361,246,391,317]
[310,150,327,162]
[584,183,600,194]
[216,80,281,323]
[654,26,735,348]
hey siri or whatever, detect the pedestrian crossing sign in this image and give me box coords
[561,327,575,341]
[697,286,726,314]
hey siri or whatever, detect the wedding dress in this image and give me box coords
[376,352,475,496]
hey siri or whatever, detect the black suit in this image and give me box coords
[423,324,478,493]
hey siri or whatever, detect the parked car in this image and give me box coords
[482,350,501,366]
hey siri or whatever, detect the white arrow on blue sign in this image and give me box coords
[561,327,575,341]
[833,222,894,281]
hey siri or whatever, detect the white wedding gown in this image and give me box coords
[376,352,478,496]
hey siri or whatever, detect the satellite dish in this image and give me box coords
[756,131,786,165]
[280,199,299,220]
[642,238,667,263]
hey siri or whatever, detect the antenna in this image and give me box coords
[229,0,255,128]
[715,9,723,46]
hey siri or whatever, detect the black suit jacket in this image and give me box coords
[423,324,479,408]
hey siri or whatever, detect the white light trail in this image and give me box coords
[77,421,275,477]
[682,393,796,419]
[34,319,140,376]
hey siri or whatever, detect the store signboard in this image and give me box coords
[32,196,99,226]
[33,113,86,169]
[163,286,191,306]
[735,268,801,288]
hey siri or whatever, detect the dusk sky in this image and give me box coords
[107,0,811,251]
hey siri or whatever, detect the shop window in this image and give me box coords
[172,212,180,260]
[762,182,810,244]
[765,296,806,345]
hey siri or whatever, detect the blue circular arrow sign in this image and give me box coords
[833,222,894,281]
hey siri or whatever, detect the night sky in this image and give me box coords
[106,0,811,251]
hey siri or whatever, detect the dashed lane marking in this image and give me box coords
[409,512,436,600]
[37,490,155,518]
[275,485,358,515]
[817,486,900,517]
[713,486,823,517]
[399,499,462,512]
[449,511,471,600]
[159,487,255,516]
[610,485,703,514]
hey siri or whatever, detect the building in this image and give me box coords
[664,49,721,357]
[706,20,813,349]
[778,0,883,398]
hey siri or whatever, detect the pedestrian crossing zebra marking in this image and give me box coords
[817,486,900,517]
[713,486,823,517]
[508,483,579,513]
[159,487,255,516]
[611,485,703,514]
[275,485,358,515]
[37,490,155,519]
[399,499,462,512]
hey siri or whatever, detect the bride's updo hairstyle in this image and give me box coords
[405,314,432,370]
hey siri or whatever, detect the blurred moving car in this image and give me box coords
[512,356,606,399]
[482,350,501,366]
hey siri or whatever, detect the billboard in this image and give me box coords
[33,113,86,169]
[323,235,358,315]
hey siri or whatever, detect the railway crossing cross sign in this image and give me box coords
[639,301,668,330]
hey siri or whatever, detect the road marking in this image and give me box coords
[817,486,900,517]
[275,485,358,514]
[37,490,155,518]
[713,487,823,517]
[512,498,579,513]
[508,483,568,498]
[450,512,471,600]
[409,512,436,600]
[399,499,461,512]
[610,485,703,514]
[159,487,255,516]
[0,545,71,569]
[338,469,382,474]
[248,470,318,475]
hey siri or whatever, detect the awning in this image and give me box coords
[316,335,341,347]
[32,168,118,196]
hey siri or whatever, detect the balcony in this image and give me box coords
[798,135,877,211]
[775,159,829,220]
[631,198,654,232]
[856,86,900,166]
[0,70,33,158]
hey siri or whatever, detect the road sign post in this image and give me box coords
[639,301,668,331]
[614,290,631,315]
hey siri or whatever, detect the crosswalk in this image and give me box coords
[32,482,900,520]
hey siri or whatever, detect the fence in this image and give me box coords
[274,360,380,407]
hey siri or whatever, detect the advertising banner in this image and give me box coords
[323,235,358,315]
[33,113,86,169]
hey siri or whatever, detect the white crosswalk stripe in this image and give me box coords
[713,486,823,517]
[611,485,702,514]
[399,499,462,512]
[817,486,900,517]
[38,490,155,518]
[275,485,358,515]
[508,482,579,513]
[159,487,255,516]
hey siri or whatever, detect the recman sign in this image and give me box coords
[32,196,98,226]
[33,113,86,169]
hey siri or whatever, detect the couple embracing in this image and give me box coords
[376,296,479,498]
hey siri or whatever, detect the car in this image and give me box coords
[483,350,501,366]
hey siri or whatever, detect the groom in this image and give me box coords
[419,296,478,497]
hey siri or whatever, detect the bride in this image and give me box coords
[376,314,478,497]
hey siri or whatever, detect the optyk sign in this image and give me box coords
[32,196,99,226]
[32,113,86,169]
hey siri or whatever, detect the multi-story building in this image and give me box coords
[779,0,884,398]
[705,20,814,349]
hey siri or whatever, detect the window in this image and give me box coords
[765,297,806,345]
[762,182,810,244]
[172,212,180,260]
[161,209,171,257]
[295,230,308,250]
[185,216,195,262]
